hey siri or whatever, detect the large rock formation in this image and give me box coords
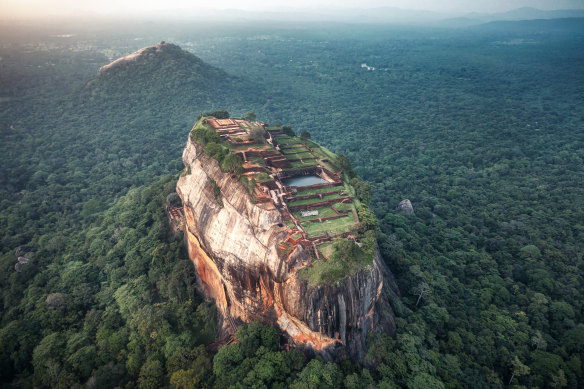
[177,136,398,361]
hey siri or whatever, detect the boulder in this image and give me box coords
[15,245,34,257]
[14,248,35,272]
[397,199,414,214]
[15,262,27,272]
[14,256,32,272]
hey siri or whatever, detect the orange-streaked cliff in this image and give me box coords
[176,136,398,361]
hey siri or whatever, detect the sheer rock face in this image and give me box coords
[177,137,397,361]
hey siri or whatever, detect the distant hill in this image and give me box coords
[86,42,244,101]
[484,7,584,21]
[97,42,224,78]
[74,42,260,181]
[144,6,584,26]
[472,17,584,34]
[439,8,584,27]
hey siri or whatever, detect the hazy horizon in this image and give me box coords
[2,0,584,21]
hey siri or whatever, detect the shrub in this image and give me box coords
[208,178,223,207]
[220,153,244,176]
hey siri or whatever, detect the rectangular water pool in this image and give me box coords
[282,175,328,187]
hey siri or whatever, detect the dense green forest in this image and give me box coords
[1,19,583,387]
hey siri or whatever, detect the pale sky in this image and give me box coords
[2,0,583,19]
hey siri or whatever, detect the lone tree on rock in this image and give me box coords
[221,153,244,176]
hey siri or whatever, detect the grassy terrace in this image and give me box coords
[288,193,344,206]
[305,140,335,157]
[303,141,340,172]
[292,206,338,221]
[253,172,272,182]
[286,153,315,160]
[279,141,307,147]
[293,186,342,196]
[273,135,302,145]
[333,201,354,211]
[281,144,309,150]
[283,150,311,157]
[247,156,267,167]
[290,160,317,168]
[232,143,266,150]
[281,145,308,150]
[300,213,358,237]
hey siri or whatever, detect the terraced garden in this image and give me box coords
[194,119,363,253]
[286,153,314,160]
[253,172,272,183]
[290,160,317,168]
[247,156,267,167]
[232,143,266,150]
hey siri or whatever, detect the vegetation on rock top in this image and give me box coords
[299,236,376,288]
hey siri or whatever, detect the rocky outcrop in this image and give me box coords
[98,42,171,75]
[14,246,34,272]
[177,137,398,361]
[397,199,414,214]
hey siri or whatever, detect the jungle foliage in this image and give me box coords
[0,176,217,387]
